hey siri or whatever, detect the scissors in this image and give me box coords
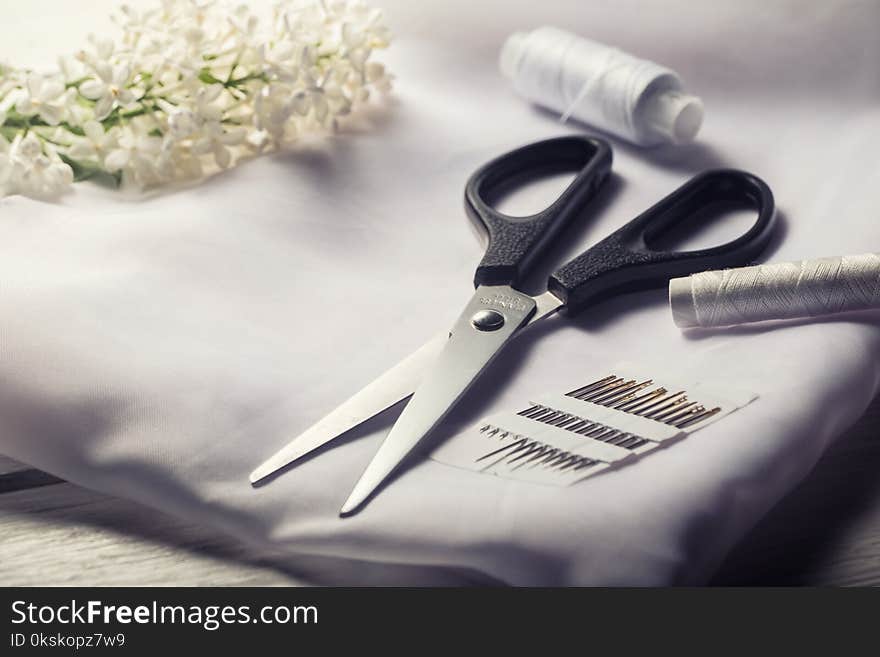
[249,135,776,515]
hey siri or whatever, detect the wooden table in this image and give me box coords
[2,398,879,586]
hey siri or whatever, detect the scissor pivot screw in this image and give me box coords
[471,309,505,331]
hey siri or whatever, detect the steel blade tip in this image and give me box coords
[339,485,370,516]
[339,442,409,515]
[338,501,358,517]
[249,455,294,484]
[248,463,273,484]
[248,447,300,484]
[339,470,388,516]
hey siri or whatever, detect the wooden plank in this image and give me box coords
[0,484,306,586]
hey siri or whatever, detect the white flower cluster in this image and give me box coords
[0,0,392,199]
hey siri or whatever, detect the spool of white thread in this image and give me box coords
[499,26,704,146]
[669,254,880,329]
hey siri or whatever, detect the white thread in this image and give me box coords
[499,26,704,146]
[669,254,880,328]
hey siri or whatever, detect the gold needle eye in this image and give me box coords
[566,375,617,399]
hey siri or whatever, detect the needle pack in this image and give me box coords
[430,364,756,486]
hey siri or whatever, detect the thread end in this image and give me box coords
[643,90,704,144]
[669,276,700,328]
[499,31,529,80]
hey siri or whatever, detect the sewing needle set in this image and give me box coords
[431,366,754,485]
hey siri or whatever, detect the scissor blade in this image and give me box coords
[340,285,538,514]
[249,332,448,484]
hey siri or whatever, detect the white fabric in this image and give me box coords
[2,0,879,585]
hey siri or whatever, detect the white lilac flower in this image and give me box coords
[365,61,393,94]
[16,132,42,159]
[79,63,137,121]
[0,76,17,104]
[228,5,260,48]
[254,84,295,142]
[191,123,246,168]
[154,132,210,182]
[16,155,74,198]
[0,136,12,194]
[15,75,67,126]
[58,55,86,85]
[198,82,224,111]
[7,133,73,198]
[112,4,156,40]
[253,41,300,82]
[0,0,392,200]
[103,124,163,186]
[162,83,223,140]
[167,108,200,138]
[66,120,120,164]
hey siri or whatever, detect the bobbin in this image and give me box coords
[669,253,880,329]
[499,26,704,146]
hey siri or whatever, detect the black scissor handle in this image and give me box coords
[548,169,777,315]
[465,136,612,288]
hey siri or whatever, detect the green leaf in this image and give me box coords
[61,121,85,136]
[64,76,90,89]
[0,126,16,140]
[58,153,122,188]
[198,68,223,84]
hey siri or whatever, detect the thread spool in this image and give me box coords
[669,254,880,329]
[499,26,704,146]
